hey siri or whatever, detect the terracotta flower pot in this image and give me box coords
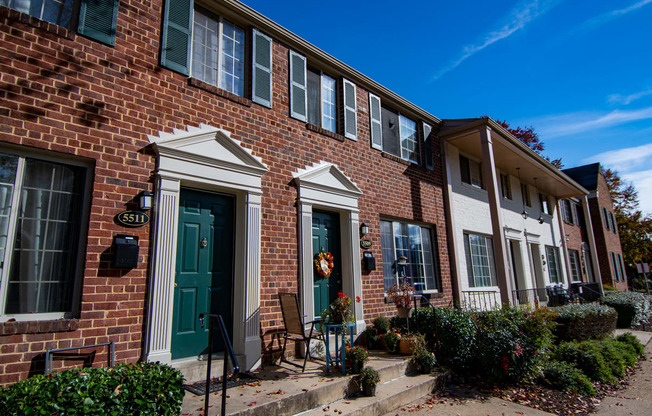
[399,338,413,355]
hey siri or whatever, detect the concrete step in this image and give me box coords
[172,354,245,384]
[298,371,449,416]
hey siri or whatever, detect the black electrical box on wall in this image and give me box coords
[363,251,376,271]
[113,235,139,269]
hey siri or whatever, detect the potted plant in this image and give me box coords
[414,350,436,374]
[363,317,390,350]
[382,331,401,354]
[321,292,360,324]
[358,367,380,397]
[387,279,414,318]
[346,345,368,374]
[399,333,426,355]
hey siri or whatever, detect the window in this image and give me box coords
[500,173,512,199]
[288,51,356,138]
[307,67,337,132]
[539,193,550,215]
[561,199,574,224]
[617,254,626,282]
[380,220,439,293]
[160,0,273,106]
[611,252,626,282]
[2,0,119,45]
[521,183,531,207]
[191,10,245,96]
[609,212,617,234]
[568,249,581,282]
[546,246,563,284]
[0,152,90,319]
[368,94,421,164]
[460,155,483,189]
[463,233,497,287]
[602,207,610,230]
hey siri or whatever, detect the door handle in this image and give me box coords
[200,237,208,248]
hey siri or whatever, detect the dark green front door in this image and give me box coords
[171,189,235,360]
[312,211,341,317]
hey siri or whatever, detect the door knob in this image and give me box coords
[200,237,208,248]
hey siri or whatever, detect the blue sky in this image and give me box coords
[240,0,652,215]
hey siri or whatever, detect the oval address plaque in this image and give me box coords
[116,210,150,227]
[360,238,372,249]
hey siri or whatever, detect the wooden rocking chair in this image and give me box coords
[278,292,323,372]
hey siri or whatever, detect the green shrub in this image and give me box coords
[616,332,645,355]
[600,291,652,328]
[554,341,614,383]
[473,306,555,382]
[373,316,390,333]
[382,331,400,354]
[433,308,477,372]
[408,307,437,348]
[539,361,596,396]
[0,362,185,415]
[551,303,617,341]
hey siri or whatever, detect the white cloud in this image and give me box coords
[432,0,559,80]
[622,169,652,216]
[535,106,652,138]
[608,88,652,105]
[584,142,652,171]
[579,0,652,31]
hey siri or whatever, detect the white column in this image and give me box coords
[298,203,314,322]
[145,176,180,364]
[345,211,364,332]
[480,127,513,304]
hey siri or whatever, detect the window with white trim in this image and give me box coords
[539,193,550,215]
[568,249,581,282]
[0,151,90,319]
[368,94,421,164]
[546,246,563,284]
[307,66,337,133]
[500,173,512,199]
[191,9,246,96]
[521,183,531,207]
[2,0,76,27]
[463,233,497,288]
[561,199,574,224]
[460,155,483,189]
[380,219,439,293]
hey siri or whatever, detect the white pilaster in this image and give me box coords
[242,193,262,367]
[298,203,314,321]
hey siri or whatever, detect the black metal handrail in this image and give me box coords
[199,313,240,416]
[461,290,499,311]
[44,341,114,374]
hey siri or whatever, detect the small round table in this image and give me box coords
[323,322,355,375]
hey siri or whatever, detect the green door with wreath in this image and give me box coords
[171,189,234,359]
[312,211,341,317]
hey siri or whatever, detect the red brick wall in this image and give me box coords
[588,171,627,290]
[0,3,452,385]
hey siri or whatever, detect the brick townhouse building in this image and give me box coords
[0,0,453,385]
[563,163,628,291]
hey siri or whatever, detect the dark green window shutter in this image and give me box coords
[160,0,193,75]
[252,29,273,108]
[77,0,119,46]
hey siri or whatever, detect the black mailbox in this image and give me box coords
[362,251,376,271]
[113,235,139,269]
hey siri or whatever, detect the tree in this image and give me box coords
[493,118,563,168]
[603,168,652,266]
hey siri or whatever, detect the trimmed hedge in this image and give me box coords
[551,303,617,341]
[539,361,596,396]
[616,332,645,355]
[600,291,652,328]
[0,362,185,415]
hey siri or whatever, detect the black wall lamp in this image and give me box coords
[360,222,369,236]
[139,190,153,211]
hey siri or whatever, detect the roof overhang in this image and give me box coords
[441,118,588,199]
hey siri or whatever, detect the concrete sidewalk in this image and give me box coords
[384,329,652,416]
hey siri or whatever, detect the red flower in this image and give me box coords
[356,296,361,303]
[500,356,510,373]
[338,292,345,298]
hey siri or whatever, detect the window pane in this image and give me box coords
[321,74,336,132]
[380,220,395,291]
[306,68,321,126]
[467,234,495,287]
[569,250,580,282]
[220,20,245,96]
[399,115,418,163]
[191,11,219,86]
[420,226,437,290]
[547,246,562,284]
[0,154,18,270]
[5,159,85,314]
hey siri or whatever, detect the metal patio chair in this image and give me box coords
[278,292,323,372]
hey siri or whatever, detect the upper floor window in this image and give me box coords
[463,233,497,288]
[500,173,512,200]
[2,0,119,45]
[546,246,563,284]
[0,151,90,319]
[610,252,626,282]
[602,207,611,230]
[191,10,245,96]
[368,94,421,164]
[380,219,439,293]
[160,0,273,107]
[307,67,337,133]
[609,212,617,234]
[460,155,483,189]
[521,183,531,207]
[561,199,574,224]
[539,193,550,215]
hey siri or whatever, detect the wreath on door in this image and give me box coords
[314,251,335,278]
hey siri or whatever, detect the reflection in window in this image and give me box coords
[1,0,75,28]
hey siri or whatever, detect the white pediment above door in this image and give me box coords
[293,161,362,210]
